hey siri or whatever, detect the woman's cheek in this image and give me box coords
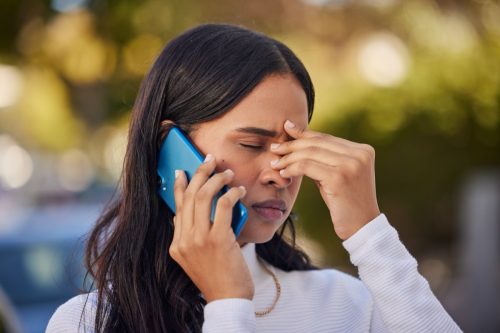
[216,148,254,173]
[233,165,255,187]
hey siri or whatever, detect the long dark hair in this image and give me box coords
[85,23,316,332]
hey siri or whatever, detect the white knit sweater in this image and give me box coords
[46,214,462,332]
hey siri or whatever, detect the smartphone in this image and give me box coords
[157,126,248,237]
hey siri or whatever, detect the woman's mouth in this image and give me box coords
[251,199,287,221]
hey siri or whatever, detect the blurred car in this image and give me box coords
[0,200,103,333]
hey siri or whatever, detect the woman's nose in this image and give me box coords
[259,160,292,189]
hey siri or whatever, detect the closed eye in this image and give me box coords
[240,143,264,150]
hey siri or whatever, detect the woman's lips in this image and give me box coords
[251,199,286,221]
[252,207,284,220]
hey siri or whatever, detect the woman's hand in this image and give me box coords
[270,120,381,240]
[169,154,254,302]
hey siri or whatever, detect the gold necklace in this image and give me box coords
[254,257,281,317]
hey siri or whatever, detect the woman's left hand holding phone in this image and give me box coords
[169,154,255,303]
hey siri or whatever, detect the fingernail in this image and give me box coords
[175,170,181,178]
[270,159,279,167]
[285,120,295,129]
[270,143,280,150]
[204,154,213,163]
[279,169,286,177]
[239,186,246,195]
[224,169,234,176]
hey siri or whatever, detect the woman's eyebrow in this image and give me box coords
[234,127,278,138]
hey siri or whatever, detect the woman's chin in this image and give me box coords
[237,233,274,246]
[236,217,285,245]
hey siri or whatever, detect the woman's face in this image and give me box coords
[190,74,309,245]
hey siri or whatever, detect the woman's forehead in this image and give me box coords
[200,75,309,132]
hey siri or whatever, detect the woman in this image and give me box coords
[47,23,462,332]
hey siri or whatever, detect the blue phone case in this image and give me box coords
[157,127,248,237]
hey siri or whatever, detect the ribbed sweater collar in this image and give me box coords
[240,243,274,289]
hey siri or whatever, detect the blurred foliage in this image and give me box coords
[0,0,499,271]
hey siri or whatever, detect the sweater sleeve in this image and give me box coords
[46,294,96,333]
[202,298,256,332]
[342,214,462,333]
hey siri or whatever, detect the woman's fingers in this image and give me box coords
[193,168,236,234]
[173,170,186,213]
[272,132,367,159]
[172,154,243,238]
[180,154,217,230]
[270,124,376,179]
[212,186,247,234]
[271,146,353,171]
[278,158,335,182]
[172,169,187,240]
[282,119,314,139]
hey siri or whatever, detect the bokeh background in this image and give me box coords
[0,0,499,332]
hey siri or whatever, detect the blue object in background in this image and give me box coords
[0,201,102,333]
